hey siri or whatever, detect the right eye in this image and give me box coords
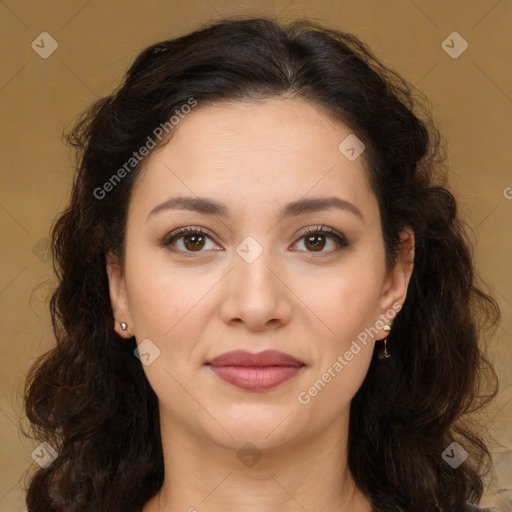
[160,227,223,255]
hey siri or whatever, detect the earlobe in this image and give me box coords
[105,252,133,338]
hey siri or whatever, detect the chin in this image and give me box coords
[201,408,305,452]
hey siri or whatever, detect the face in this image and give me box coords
[107,97,414,451]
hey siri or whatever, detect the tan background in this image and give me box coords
[1,0,511,510]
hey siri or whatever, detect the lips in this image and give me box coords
[205,350,305,391]
[206,350,304,367]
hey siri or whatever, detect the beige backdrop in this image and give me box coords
[1,0,511,510]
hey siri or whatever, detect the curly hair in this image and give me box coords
[22,15,500,512]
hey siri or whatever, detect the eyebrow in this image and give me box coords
[146,195,365,223]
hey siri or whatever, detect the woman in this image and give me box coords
[23,16,500,512]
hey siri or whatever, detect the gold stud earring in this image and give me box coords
[119,322,133,338]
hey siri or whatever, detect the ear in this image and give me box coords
[106,252,134,338]
[376,227,415,338]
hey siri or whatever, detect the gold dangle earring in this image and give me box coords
[378,323,392,359]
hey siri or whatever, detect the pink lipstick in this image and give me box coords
[205,350,305,392]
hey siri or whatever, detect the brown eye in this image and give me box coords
[304,233,327,252]
[161,227,220,255]
[182,233,206,251]
[293,226,349,254]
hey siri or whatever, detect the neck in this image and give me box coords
[144,408,373,512]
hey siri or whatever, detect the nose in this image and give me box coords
[220,246,293,332]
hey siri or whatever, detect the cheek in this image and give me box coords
[125,244,213,337]
[124,253,226,394]
[299,271,379,409]
[304,256,384,340]
[124,259,213,399]
[304,345,373,415]
[298,255,384,403]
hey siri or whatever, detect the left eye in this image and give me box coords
[291,226,348,253]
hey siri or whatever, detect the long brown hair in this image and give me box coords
[23,15,500,512]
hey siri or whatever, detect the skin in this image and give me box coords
[106,96,414,512]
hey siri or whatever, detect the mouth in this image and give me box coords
[205,350,306,392]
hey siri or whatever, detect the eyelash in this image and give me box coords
[160,225,349,257]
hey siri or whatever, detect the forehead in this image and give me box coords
[129,97,378,222]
